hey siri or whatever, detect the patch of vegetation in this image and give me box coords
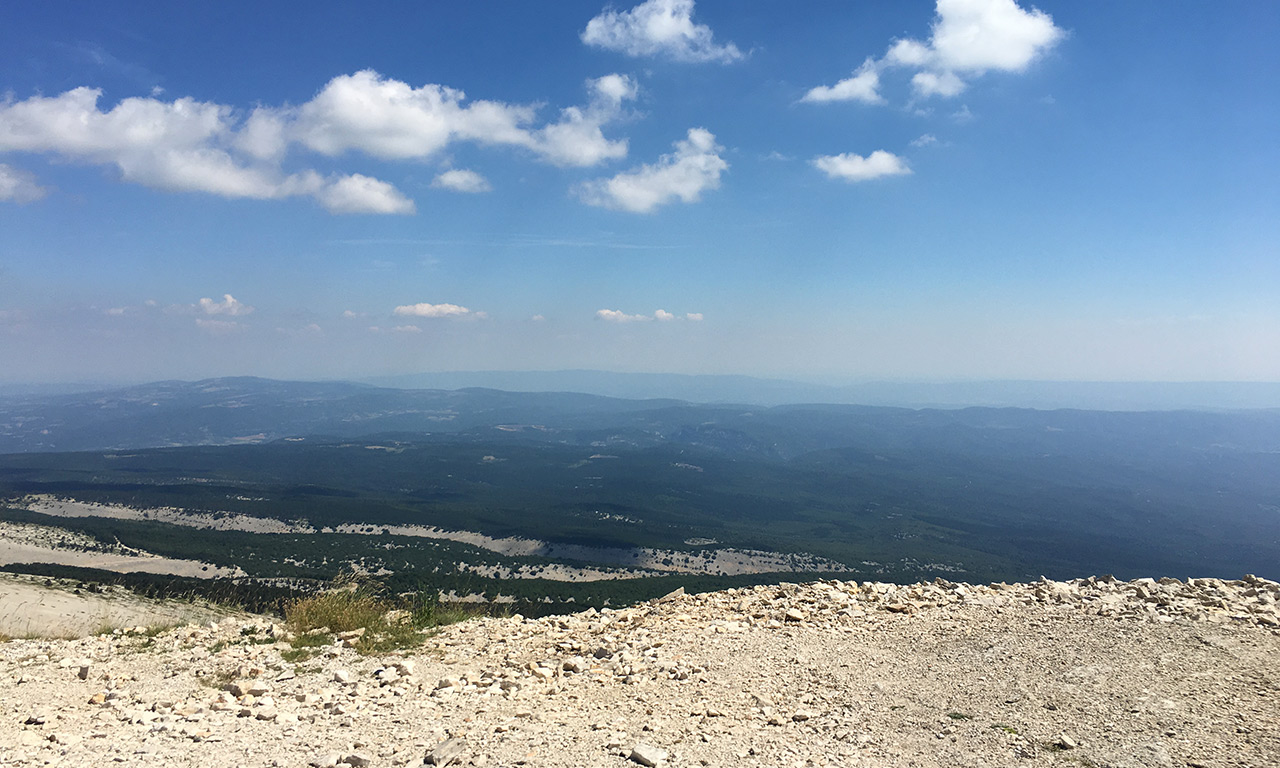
[280,646,319,663]
[283,576,476,656]
[197,668,237,689]
[947,711,973,720]
[991,723,1018,735]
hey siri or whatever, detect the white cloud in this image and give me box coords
[198,294,254,316]
[893,0,1063,98]
[0,163,48,203]
[392,325,423,333]
[195,317,245,334]
[531,74,637,167]
[885,39,932,68]
[596,309,651,323]
[342,310,361,319]
[393,302,473,318]
[0,70,637,213]
[578,127,727,213]
[951,104,975,123]
[432,168,492,194]
[0,87,413,213]
[285,70,634,168]
[800,59,884,104]
[317,173,415,214]
[812,151,912,182]
[804,0,1063,103]
[911,70,966,98]
[277,323,323,337]
[928,0,1063,73]
[531,314,546,322]
[597,308,699,323]
[910,133,939,147]
[582,0,743,63]
[290,70,534,160]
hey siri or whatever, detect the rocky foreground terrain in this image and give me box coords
[1,575,1276,768]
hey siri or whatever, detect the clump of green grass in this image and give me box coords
[285,587,389,636]
[991,723,1018,735]
[196,668,238,689]
[283,577,478,656]
[947,712,973,721]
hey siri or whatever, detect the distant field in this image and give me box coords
[0,380,1277,607]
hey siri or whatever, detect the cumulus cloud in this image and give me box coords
[0,87,412,213]
[289,70,533,160]
[912,70,967,98]
[0,163,48,203]
[195,318,246,334]
[393,302,473,318]
[582,0,743,63]
[277,70,635,168]
[805,0,1062,103]
[317,173,415,214]
[812,151,912,182]
[198,294,254,316]
[0,70,637,212]
[578,128,727,213]
[800,60,883,104]
[597,308,700,323]
[910,133,939,147]
[392,325,423,333]
[597,309,651,323]
[432,169,492,193]
[532,74,637,167]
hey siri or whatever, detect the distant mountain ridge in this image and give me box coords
[366,370,1280,411]
[3,375,1280,455]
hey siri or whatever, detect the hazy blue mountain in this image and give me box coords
[4,376,1280,456]
[0,377,683,453]
[367,371,1280,411]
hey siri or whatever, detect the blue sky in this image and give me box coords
[1,0,1277,384]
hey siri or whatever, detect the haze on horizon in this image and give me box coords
[1,1,1277,386]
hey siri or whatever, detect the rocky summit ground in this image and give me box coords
[0,575,1276,768]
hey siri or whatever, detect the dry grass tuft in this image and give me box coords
[283,576,477,656]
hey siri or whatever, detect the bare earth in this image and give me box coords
[1,575,1276,767]
[0,521,244,580]
[0,574,245,638]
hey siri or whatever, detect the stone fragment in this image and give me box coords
[392,660,416,676]
[629,742,668,766]
[425,736,467,766]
